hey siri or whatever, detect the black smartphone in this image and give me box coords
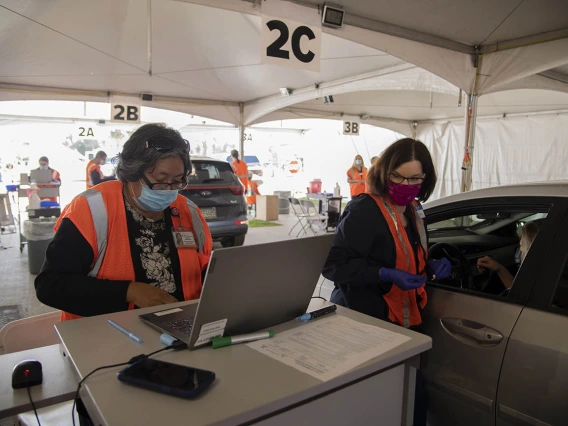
[117,358,215,399]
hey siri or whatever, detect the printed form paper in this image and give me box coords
[247,316,411,382]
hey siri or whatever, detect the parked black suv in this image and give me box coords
[180,156,248,247]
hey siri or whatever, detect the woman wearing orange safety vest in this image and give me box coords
[346,154,368,198]
[323,139,451,328]
[230,149,249,196]
[35,123,213,323]
[323,139,451,426]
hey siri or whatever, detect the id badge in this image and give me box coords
[172,226,197,249]
[415,204,426,219]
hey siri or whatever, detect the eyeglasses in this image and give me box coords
[141,174,187,190]
[390,172,425,186]
[145,137,190,153]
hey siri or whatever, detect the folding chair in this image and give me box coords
[288,197,310,237]
[300,200,328,235]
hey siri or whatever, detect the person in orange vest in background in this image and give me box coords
[230,149,249,195]
[34,156,61,202]
[246,172,261,217]
[346,154,368,198]
[86,151,116,189]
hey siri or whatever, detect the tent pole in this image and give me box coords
[147,0,153,76]
[460,94,478,192]
[238,103,245,156]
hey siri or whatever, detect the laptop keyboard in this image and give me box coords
[164,317,195,336]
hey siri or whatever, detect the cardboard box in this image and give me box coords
[256,195,279,221]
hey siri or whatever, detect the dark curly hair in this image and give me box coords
[116,123,191,183]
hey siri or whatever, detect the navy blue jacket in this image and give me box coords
[322,194,422,321]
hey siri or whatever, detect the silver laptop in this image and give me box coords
[30,169,54,183]
[139,234,334,349]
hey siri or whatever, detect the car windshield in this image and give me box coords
[188,161,237,185]
[428,212,543,235]
[225,155,260,165]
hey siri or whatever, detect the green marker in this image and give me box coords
[212,330,275,349]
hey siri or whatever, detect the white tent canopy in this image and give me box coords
[0,0,567,195]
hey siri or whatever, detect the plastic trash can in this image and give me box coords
[273,191,291,214]
[23,218,57,274]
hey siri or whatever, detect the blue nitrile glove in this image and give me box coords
[379,267,427,291]
[428,258,452,280]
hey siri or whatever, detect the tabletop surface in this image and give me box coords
[0,344,77,418]
[55,299,431,426]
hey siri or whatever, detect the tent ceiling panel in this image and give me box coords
[264,0,568,47]
[0,0,149,72]
[252,88,568,126]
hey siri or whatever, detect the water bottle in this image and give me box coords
[28,182,41,209]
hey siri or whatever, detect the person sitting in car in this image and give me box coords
[477,219,544,290]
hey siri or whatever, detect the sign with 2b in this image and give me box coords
[261,16,321,72]
[343,121,360,136]
[111,104,141,124]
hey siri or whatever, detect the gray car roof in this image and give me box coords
[425,180,568,209]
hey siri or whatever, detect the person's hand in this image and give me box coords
[380,268,427,291]
[477,256,503,274]
[126,281,178,308]
[428,258,452,280]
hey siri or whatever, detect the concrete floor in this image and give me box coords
[0,211,334,325]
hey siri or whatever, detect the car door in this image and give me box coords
[421,197,567,426]
[496,206,568,426]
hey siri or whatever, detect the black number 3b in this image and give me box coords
[266,20,316,63]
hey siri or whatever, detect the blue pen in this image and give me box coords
[108,319,143,343]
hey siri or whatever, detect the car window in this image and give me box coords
[225,155,260,165]
[188,161,237,185]
[427,209,549,298]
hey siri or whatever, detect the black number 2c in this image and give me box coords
[266,20,316,63]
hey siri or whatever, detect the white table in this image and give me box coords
[0,344,77,418]
[55,299,431,426]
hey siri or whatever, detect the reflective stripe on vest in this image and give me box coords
[81,189,108,277]
[183,197,207,254]
[82,189,207,277]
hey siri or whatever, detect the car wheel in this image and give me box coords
[233,235,245,246]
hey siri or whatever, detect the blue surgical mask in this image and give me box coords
[355,160,362,165]
[39,165,48,171]
[135,185,178,212]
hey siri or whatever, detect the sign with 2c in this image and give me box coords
[111,104,141,124]
[261,16,321,72]
[343,121,360,136]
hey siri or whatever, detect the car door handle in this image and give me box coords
[441,318,503,345]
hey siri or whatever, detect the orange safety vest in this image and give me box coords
[55,180,213,321]
[231,160,249,193]
[86,160,102,189]
[347,167,368,197]
[368,193,428,327]
[246,180,260,205]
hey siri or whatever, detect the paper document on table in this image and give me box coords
[247,316,411,381]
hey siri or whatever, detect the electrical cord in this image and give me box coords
[26,386,41,426]
[71,339,188,426]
